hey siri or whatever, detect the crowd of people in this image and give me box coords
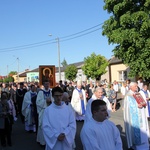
[0,77,150,150]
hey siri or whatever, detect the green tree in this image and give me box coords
[61,58,68,67]
[3,76,14,83]
[102,0,150,78]
[82,53,109,80]
[9,71,17,76]
[65,65,77,81]
[2,71,16,83]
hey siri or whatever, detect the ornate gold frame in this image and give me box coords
[39,65,56,88]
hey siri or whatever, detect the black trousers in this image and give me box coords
[0,118,12,146]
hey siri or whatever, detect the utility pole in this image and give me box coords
[17,57,20,82]
[49,34,61,81]
[7,65,8,76]
[56,37,61,81]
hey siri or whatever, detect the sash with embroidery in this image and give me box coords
[42,89,52,106]
[128,96,141,145]
[42,89,51,99]
[30,92,37,113]
[76,88,85,115]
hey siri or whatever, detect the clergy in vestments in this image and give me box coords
[22,84,37,132]
[42,87,76,150]
[139,83,150,118]
[80,100,122,150]
[124,82,150,150]
[85,87,112,123]
[36,81,53,146]
[71,80,87,121]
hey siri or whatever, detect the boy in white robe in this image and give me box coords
[42,87,76,150]
[80,100,122,150]
[62,92,76,149]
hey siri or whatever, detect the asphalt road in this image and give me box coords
[0,99,128,150]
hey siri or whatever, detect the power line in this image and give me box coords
[0,23,103,53]
[0,41,56,53]
[8,59,17,67]
[60,27,102,42]
[59,23,103,39]
[0,39,55,51]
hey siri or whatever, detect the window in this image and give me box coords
[118,71,127,81]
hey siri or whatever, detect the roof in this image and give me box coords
[59,61,84,72]
[108,56,122,65]
[19,70,30,77]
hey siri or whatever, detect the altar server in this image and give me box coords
[42,87,76,150]
[80,100,122,150]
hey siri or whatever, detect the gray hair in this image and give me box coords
[62,92,69,101]
[93,87,103,93]
[129,82,137,88]
[63,92,69,97]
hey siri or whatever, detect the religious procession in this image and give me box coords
[0,77,150,150]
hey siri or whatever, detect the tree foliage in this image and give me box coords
[3,76,14,83]
[9,71,17,76]
[102,0,150,78]
[65,65,77,81]
[1,71,16,83]
[82,53,109,80]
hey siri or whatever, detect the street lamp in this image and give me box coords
[17,57,20,82]
[13,55,20,82]
[49,35,61,81]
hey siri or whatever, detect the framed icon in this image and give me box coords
[39,65,56,88]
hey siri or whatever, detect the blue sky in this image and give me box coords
[0,0,114,76]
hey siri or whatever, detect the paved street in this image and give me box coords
[0,99,128,150]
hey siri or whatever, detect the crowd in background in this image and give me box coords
[0,77,150,149]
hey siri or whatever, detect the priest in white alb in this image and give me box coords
[36,81,53,146]
[139,83,150,118]
[71,80,87,121]
[85,87,111,122]
[22,84,37,132]
[124,82,150,150]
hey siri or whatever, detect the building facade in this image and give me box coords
[13,57,134,84]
